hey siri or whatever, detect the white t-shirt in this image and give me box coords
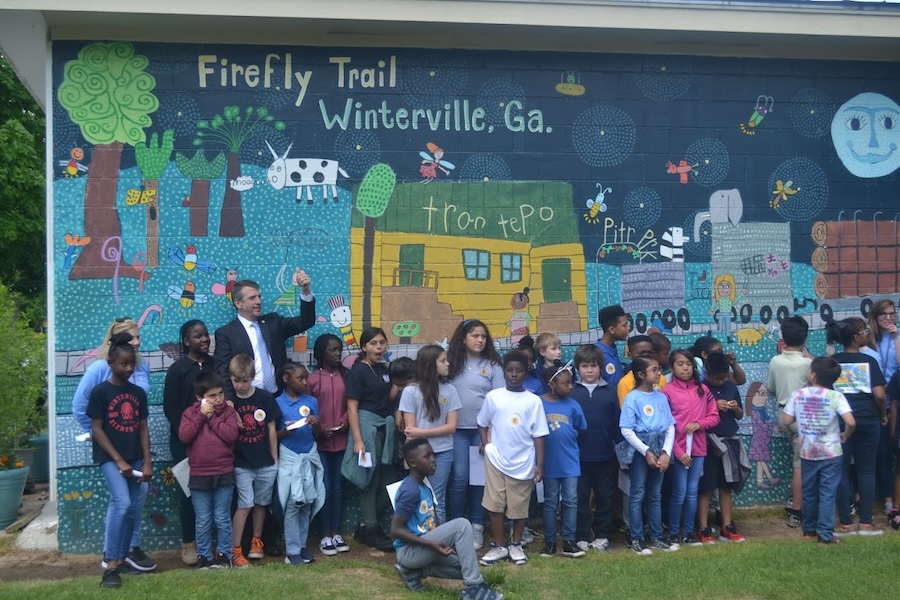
[476,387,549,480]
[784,386,852,461]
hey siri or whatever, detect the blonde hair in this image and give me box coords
[713,274,736,303]
[229,354,256,381]
[98,318,141,367]
[534,332,561,352]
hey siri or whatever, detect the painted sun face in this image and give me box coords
[331,306,351,328]
[831,92,900,178]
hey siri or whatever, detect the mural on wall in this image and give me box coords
[51,41,900,552]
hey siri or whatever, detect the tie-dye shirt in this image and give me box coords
[784,386,852,461]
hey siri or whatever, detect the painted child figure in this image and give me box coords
[539,361,587,558]
[228,354,281,567]
[391,439,504,600]
[179,371,240,569]
[783,357,856,544]
[477,351,549,566]
[88,333,152,589]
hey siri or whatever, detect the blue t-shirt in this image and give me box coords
[596,341,624,387]
[392,476,437,550]
[523,373,545,396]
[705,380,742,436]
[619,389,676,434]
[276,392,318,454]
[541,397,587,478]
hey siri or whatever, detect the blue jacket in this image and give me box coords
[570,380,621,462]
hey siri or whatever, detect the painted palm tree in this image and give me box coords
[134,129,174,267]
[174,150,227,237]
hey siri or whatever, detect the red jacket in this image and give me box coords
[663,379,720,460]
[307,367,348,453]
[179,401,239,476]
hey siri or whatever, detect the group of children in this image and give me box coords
[86,304,900,593]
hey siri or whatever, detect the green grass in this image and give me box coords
[2,534,899,599]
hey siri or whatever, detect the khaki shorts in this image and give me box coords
[777,405,801,469]
[482,457,533,519]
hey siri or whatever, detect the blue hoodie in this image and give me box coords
[570,379,621,462]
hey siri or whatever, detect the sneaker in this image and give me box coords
[589,537,610,552]
[834,524,857,537]
[211,553,231,569]
[333,534,350,552]
[539,542,556,557]
[697,528,716,545]
[460,582,505,600]
[681,533,703,547]
[285,554,303,565]
[181,542,199,566]
[125,547,156,572]
[649,538,679,552]
[299,548,316,563]
[508,543,527,565]
[100,568,122,588]
[889,510,900,531]
[248,536,265,559]
[802,531,817,540]
[480,544,510,566]
[509,525,536,546]
[857,523,884,536]
[231,548,250,568]
[576,540,590,553]
[719,523,746,542]
[561,540,585,558]
[319,536,338,556]
[354,523,394,552]
[665,535,682,548]
[786,509,802,528]
[394,562,425,592]
[629,539,652,556]
[818,535,841,545]
[473,524,485,550]
[115,562,141,577]
[196,556,214,570]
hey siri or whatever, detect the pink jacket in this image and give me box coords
[179,401,239,476]
[307,367,348,453]
[663,379,720,460]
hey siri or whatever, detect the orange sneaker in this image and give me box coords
[719,524,745,543]
[231,547,250,568]
[697,528,716,545]
[248,537,265,559]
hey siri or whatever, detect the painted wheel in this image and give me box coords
[677,308,691,331]
[860,298,873,319]
[820,303,834,323]
[741,304,754,324]
[634,313,647,333]
[776,305,790,323]
[759,305,772,324]
[662,309,676,331]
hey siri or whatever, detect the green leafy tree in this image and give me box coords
[175,150,227,237]
[134,129,174,268]
[0,55,45,325]
[193,106,284,237]
[355,163,396,327]
[57,42,159,280]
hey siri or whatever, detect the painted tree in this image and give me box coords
[134,129,173,267]
[355,163,396,327]
[57,42,159,280]
[193,106,284,237]
[174,150,226,237]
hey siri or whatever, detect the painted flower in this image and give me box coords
[161,466,175,487]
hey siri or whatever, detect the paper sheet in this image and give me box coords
[387,477,437,511]
[358,451,373,468]
[172,457,191,497]
[286,418,307,430]
[686,432,694,456]
[468,446,485,486]
[535,481,545,504]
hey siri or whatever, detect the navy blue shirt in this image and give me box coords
[705,380,742,437]
[392,476,437,550]
[570,381,621,462]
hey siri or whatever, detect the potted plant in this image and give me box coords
[0,283,46,528]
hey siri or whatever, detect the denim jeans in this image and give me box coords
[543,476,578,542]
[576,460,616,542]
[191,484,235,560]
[100,459,147,561]
[801,457,842,541]
[431,450,453,524]
[629,454,664,542]
[448,429,484,523]
[668,456,705,537]
[284,500,312,556]
[320,450,345,534]
[169,436,195,543]
[875,422,893,501]
[838,416,880,526]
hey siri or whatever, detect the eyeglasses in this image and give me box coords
[878,312,896,318]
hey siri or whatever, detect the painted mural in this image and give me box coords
[51,41,900,552]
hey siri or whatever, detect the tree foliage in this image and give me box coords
[0,55,45,325]
[135,129,174,179]
[194,106,284,153]
[175,149,227,180]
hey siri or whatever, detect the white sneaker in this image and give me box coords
[332,534,350,552]
[576,540,590,553]
[589,537,610,551]
[508,544,528,566]
[473,524,484,550]
[319,536,338,556]
[480,544,509,566]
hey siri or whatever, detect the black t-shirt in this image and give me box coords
[705,380,742,437]
[86,381,148,464]
[832,352,885,418]
[346,361,392,418]
[234,388,282,468]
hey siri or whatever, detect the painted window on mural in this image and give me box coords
[463,249,490,280]
[500,253,522,283]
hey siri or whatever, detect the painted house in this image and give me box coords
[2,0,900,552]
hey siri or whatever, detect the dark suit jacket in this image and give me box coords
[214,298,316,396]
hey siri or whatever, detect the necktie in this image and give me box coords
[251,321,277,392]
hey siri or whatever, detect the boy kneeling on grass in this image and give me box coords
[392,438,504,600]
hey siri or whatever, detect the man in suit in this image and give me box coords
[214,273,316,396]
[213,273,316,558]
